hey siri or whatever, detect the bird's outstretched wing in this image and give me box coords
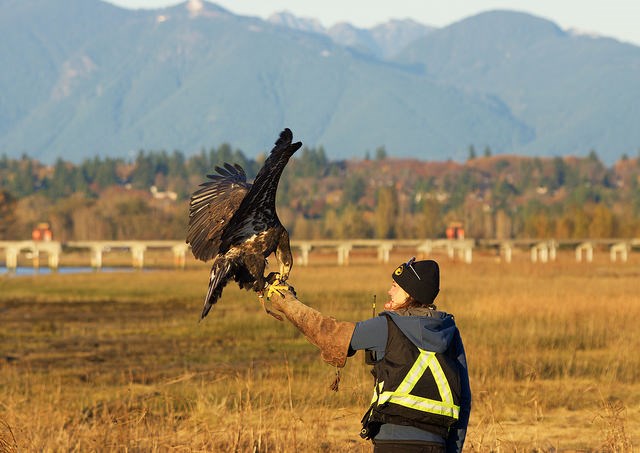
[187,163,251,261]
[220,128,302,251]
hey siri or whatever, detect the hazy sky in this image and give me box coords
[106,0,640,46]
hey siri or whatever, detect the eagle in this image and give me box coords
[186,128,302,319]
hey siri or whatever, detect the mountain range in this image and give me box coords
[1,0,639,164]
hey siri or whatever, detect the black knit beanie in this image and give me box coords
[392,258,440,305]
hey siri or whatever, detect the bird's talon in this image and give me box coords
[266,283,290,300]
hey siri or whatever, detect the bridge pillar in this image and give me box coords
[131,244,147,269]
[500,242,512,263]
[5,246,18,271]
[90,245,103,269]
[44,242,61,271]
[447,243,455,260]
[377,243,393,263]
[417,241,432,258]
[549,240,557,261]
[48,250,60,270]
[172,243,189,269]
[540,246,548,262]
[531,242,548,263]
[297,242,312,266]
[576,242,594,262]
[337,243,352,266]
[610,242,629,262]
[533,241,558,263]
[461,245,473,264]
[32,249,40,270]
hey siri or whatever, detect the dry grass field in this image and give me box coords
[1,250,639,452]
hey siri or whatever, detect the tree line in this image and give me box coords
[1,147,639,242]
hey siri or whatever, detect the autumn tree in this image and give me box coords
[375,186,398,238]
[338,204,372,238]
[323,209,339,238]
[494,209,512,239]
[1,149,640,243]
[0,190,17,239]
[13,194,50,239]
[414,199,443,238]
[588,204,615,238]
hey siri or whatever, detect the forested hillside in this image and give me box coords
[3,1,640,163]
[1,147,639,242]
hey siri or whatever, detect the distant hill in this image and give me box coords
[395,11,640,160]
[0,1,638,164]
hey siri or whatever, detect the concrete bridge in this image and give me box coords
[0,240,189,272]
[290,239,474,266]
[1,238,638,272]
[65,241,191,269]
[0,239,474,271]
[0,240,63,270]
[478,238,640,263]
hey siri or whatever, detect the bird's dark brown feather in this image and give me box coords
[220,128,302,251]
[186,163,250,261]
[186,128,300,319]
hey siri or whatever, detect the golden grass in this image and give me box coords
[1,251,639,451]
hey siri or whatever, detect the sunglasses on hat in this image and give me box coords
[406,256,421,280]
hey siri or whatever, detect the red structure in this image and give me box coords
[32,222,53,242]
[446,222,465,240]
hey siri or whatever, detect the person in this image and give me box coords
[264,258,471,453]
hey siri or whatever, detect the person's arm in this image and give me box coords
[446,329,471,453]
[349,316,388,359]
[267,285,355,367]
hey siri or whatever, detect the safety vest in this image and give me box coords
[361,313,461,439]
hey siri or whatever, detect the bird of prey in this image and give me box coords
[186,128,302,319]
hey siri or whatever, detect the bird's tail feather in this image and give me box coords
[201,258,234,320]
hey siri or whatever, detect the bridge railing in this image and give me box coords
[1,238,638,271]
[289,239,474,266]
[477,238,640,263]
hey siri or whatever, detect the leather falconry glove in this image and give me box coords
[265,281,355,368]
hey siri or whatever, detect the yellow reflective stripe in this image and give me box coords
[395,350,430,394]
[426,353,454,405]
[397,350,455,406]
[369,380,385,405]
[379,392,460,418]
[376,349,460,420]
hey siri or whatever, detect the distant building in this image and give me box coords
[150,185,178,201]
